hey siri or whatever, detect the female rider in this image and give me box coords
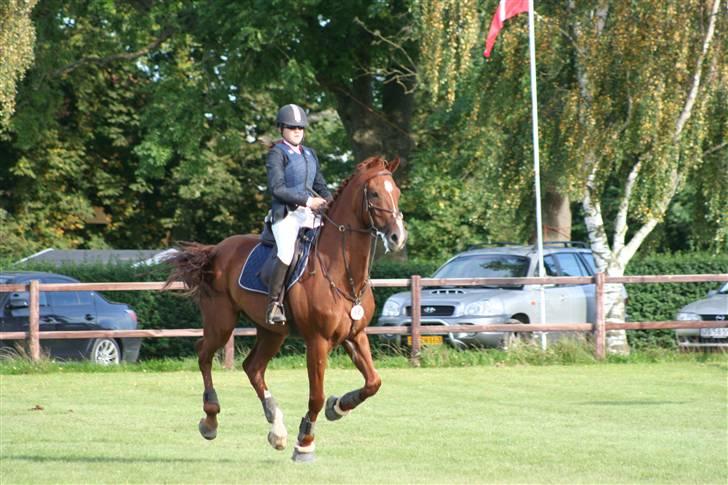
[265,104,333,325]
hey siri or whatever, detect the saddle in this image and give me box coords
[238,221,319,295]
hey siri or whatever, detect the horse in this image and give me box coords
[165,156,407,462]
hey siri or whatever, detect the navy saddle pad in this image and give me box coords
[238,232,316,295]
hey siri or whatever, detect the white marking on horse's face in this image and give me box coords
[382,178,405,251]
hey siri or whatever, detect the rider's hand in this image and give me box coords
[306,197,328,211]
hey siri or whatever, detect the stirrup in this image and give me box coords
[267,301,286,325]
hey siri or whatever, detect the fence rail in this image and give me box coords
[1,273,727,366]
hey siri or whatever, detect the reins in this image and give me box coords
[312,170,397,315]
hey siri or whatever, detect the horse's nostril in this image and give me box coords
[390,233,399,243]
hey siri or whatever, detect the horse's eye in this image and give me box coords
[370,192,379,198]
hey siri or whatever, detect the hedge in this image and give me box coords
[3,251,725,357]
[624,252,728,348]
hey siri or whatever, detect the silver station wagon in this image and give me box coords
[675,283,728,349]
[375,242,607,349]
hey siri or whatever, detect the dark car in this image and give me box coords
[0,271,141,364]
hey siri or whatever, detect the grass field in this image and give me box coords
[1,361,726,484]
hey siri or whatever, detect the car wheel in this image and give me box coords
[502,319,536,350]
[91,338,121,365]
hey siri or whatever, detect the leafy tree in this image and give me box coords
[1,1,277,258]
[412,0,726,354]
[187,0,419,172]
[1,1,422,260]
[561,0,725,353]
[0,0,38,129]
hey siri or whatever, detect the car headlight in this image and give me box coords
[382,300,401,317]
[464,299,504,316]
[676,311,700,321]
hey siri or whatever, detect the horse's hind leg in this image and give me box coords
[242,327,287,450]
[325,330,381,421]
[196,298,237,440]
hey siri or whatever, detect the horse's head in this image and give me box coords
[347,156,407,253]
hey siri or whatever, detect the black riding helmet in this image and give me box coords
[276,104,308,128]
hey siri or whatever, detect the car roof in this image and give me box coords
[454,243,593,259]
[0,271,80,284]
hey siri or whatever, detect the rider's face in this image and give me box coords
[281,126,305,146]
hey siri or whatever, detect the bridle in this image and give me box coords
[362,180,404,236]
[319,170,403,236]
[314,170,403,315]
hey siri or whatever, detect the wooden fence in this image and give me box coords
[1,273,727,367]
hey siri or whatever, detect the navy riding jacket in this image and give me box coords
[266,141,333,223]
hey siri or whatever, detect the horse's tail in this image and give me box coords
[164,242,216,301]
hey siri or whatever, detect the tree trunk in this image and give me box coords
[330,73,414,177]
[542,190,571,241]
[604,271,630,355]
[582,168,631,355]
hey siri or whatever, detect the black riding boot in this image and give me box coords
[266,259,289,325]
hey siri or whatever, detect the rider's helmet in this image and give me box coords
[275,104,309,128]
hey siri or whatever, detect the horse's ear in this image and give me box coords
[386,157,400,173]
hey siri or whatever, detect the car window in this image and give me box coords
[581,252,598,274]
[554,253,588,277]
[433,255,530,278]
[50,291,92,306]
[543,256,559,276]
[2,291,49,307]
[719,283,728,294]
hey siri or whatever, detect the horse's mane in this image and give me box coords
[331,156,389,203]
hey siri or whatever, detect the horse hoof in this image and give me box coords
[325,396,342,421]
[268,431,287,450]
[325,395,350,421]
[291,449,316,463]
[199,419,217,440]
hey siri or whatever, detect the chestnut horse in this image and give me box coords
[166,156,406,462]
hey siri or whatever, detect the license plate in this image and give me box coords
[700,327,728,338]
[407,335,444,346]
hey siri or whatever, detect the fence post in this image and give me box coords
[594,272,606,360]
[29,280,40,362]
[223,333,235,369]
[410,275,421,366]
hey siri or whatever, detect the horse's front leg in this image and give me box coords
[243,327,287,450]
[292,336,330,463]
[326,330,381,421]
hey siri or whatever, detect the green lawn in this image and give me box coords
[1,362,726,484]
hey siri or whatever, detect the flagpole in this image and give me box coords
[527,0,547,341]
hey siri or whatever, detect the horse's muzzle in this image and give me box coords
[386,224,407,252]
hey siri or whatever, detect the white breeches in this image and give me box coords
[272,206,321,265]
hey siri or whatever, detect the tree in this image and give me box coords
[1,1,274,257]
[189,0,419,173]
[564,0,725,353]
[1,1,420,258]
[0,0,38,129]
[411,0,726,354]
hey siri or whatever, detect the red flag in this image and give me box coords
[483,0,529,58]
